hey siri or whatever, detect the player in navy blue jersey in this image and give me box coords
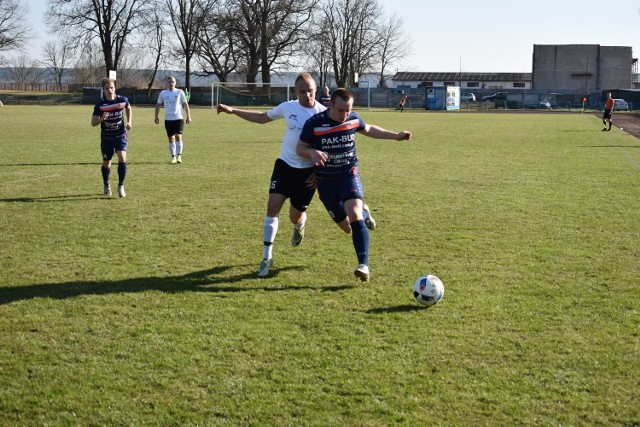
[91,78,132,198]
[319,86,331,108]
[297,88,412,282]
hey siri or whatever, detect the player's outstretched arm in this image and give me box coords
[216,103,272,124]
[361,124,412,141]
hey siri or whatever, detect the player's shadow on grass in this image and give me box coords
[1,194,107,203]
[0,265,353,305]
[366,305,426,314]
[0,163,97,167]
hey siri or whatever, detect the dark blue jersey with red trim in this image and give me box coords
[300,111,366,178]
[93,95,130,138]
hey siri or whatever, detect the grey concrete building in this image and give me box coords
[532,44,636,94]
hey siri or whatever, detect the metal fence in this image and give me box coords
[0,84,637,111]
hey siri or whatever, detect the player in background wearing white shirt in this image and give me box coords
[155,76,192,163]
[217,73,330,277]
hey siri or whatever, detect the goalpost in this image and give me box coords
[211,82,291,109]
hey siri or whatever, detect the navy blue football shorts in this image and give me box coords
[164,119,184,137]
[269,158,315,212]
[317,166,364,224]
[101,134,128,161]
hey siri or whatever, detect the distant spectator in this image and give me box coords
[395,94,407,112]
[602,92,615,131]
[0,99,3,107]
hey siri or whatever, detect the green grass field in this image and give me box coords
[1,105,639,425]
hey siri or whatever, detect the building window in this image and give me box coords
[513,82,525,88]
[444,81,455,86]
[420,82,433,87]
[467,82,479,88]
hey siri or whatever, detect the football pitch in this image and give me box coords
[1,105,639,425]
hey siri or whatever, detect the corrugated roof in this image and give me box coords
[393,72,532,82]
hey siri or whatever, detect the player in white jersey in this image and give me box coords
[155,76,192,163]
[217,73,327,277]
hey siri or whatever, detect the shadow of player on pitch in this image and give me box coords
[0,264,354,305]
[366,305,428,314]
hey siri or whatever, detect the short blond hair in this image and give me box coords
[295,72,316,88]
[101,78,116,89]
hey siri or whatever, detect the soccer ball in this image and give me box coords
[413,275,444,306]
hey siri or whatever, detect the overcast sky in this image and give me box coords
[22,0,640,73]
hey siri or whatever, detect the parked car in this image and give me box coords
[613,99,629,111]
[461,93,476,102]
[481,92,507,101]
[539,99,552,109]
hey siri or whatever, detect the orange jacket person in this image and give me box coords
[602,92,615,131]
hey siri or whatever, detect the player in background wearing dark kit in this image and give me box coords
[320,86,331,108]
[155,76,191,163]
[297,88,411,282]
[91,78,132,198]
[602,92,615,131]
[216,73,328,277]
[396,94,407,112]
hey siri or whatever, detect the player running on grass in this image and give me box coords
[217,73,376,278]
[297,88,411,282]
[91,78,132,198]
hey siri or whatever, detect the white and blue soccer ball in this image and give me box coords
[413,274,444,306]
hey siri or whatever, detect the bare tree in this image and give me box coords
[42,40,76,90]
[6,55,44,87]
[46,0,150,73]
[115,48,150,87]
[0,0,32,51]
[71,43,105,86]
[226,0,317,84]
[165,0,217,91]
[318,0,382,88]
[131,10,166,100]
[305,27,333,88]
[229,0,260,83]
[259,0,317,83]
[196,7,241,82]
[375,14,410,88]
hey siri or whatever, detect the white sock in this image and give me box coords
[263,216,279,260]
[176,140,183,155]
[295,213,307,230]
[169,142,176,156]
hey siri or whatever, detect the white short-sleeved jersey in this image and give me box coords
[267,100,326,169]
[157,89,188,121]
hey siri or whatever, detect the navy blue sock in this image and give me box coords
[101,166,110,185]
[350,220,370,266]
[117,162,127,186]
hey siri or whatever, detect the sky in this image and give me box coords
[21,0,640,73]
